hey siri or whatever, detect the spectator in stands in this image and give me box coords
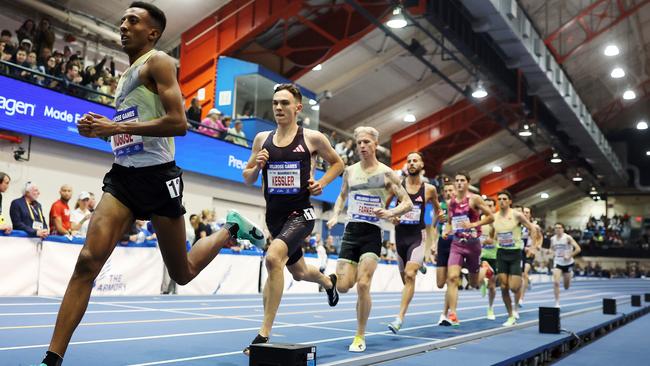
[38,47,52,67]
[325,235,337,255]
[62,62,83,95]
[16,19,35,45]
[193,209,213,244]
[70,191,92,236]
[49,184,73,236]
[186,97,202,123]
[0,30,13,47]
[197,108,224,138]
[0,172,11,234]
[225,120,248,147]
[0,45,13,75]
[34,18,55,53]
[26,51,38,70]
[88,192,97,212]
[187,214,198,245]
[12,47,29,79]
[238,101,254,118]
[386,241,397,261]
[9,182,48,238]
[335,138,354,165]
[19,38,33,54]
[328,131,338,147]
[638,226,650,250]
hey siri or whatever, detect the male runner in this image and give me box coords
[386,152,442,333]
[550,223,581,308]
[40,4,263,365]
[519,206,542,306]
[436,181,456,326]
[242,83,344,353]
[327,126,412,352]
[442,172,494,326]
[479,198,497,320]
[493,191,538,326]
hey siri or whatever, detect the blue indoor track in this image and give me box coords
[1,279,648,365]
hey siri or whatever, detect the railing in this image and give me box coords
[0,60,115,106]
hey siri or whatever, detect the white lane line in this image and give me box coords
[0,289,608,330]
[124,295,625,365]
[0,291,614,352]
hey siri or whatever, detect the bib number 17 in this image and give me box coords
[166,177,181,198]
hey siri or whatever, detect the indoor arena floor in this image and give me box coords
[1,279,649,365]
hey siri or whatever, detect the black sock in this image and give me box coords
[41,351,63,366]
[223,222,239,239]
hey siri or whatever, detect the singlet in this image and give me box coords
[346,162,393,228]
[112,49,174,168]
[551,233,574,266]
[493,209,523,250]
[261,127,312,215]
[448,195,481,240]
[396,181,426,230]
[480,221,497,259]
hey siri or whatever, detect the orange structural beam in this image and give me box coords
[179,0,303,116]
[479,149,556,197]
[390,98,504,173]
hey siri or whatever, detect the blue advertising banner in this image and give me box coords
[0,75,341,203]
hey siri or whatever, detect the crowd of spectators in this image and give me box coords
[186,101,250,148]
[1,18,118,105]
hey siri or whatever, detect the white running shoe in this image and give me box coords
[348,336,366,352]
[438,313,451,326]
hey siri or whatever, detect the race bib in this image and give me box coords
[267,161,301,194]
[480,235,495,249]
[350,194,382,222]
[399,205,421,225]
[111,106,144,156]
[32,221,43,230]
[451,215,469,233]
[483,243,495,249]
[497,232,515,247]
[303,207,317,221]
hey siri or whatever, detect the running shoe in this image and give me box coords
[226,209,265,248]
[513,310,519,320]
[487,307,496,320]
[419,265,427,274]
[448,312,460,326]
[348,336,366,352]
[555,301,561,308]
[326,274,339,306]
[243,334,269,356]
[388,317,402,334]
[502,316,517,327]
[518,299,524,307]
[438,313,451,326]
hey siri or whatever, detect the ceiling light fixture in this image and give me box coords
[623,89,636,100]
[492,166,502,173]
[604,44,620,56]
[386,8,407,29]
[550,152,562,164]
[309,99,317,105]
[637,120,648,130]
[312,64,322,71]
[403,113,416,122]
[518,123,532,137]
[590,187,598,195]
[540,192,549,199]
[610,67,625,78]
[471,81,488,99]
[572,173,583,182]
[311,105,320,111]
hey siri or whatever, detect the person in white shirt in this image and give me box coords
[70,191,92,236]
[549,223,581,308]
[225,120,249,147]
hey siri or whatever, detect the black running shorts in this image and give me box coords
[102,161,186,220]
[266,208,315,266]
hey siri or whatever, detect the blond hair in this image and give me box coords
[353,126,379,142]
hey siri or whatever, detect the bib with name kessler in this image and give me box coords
[111,106,144,157]
[267,161,301,194]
